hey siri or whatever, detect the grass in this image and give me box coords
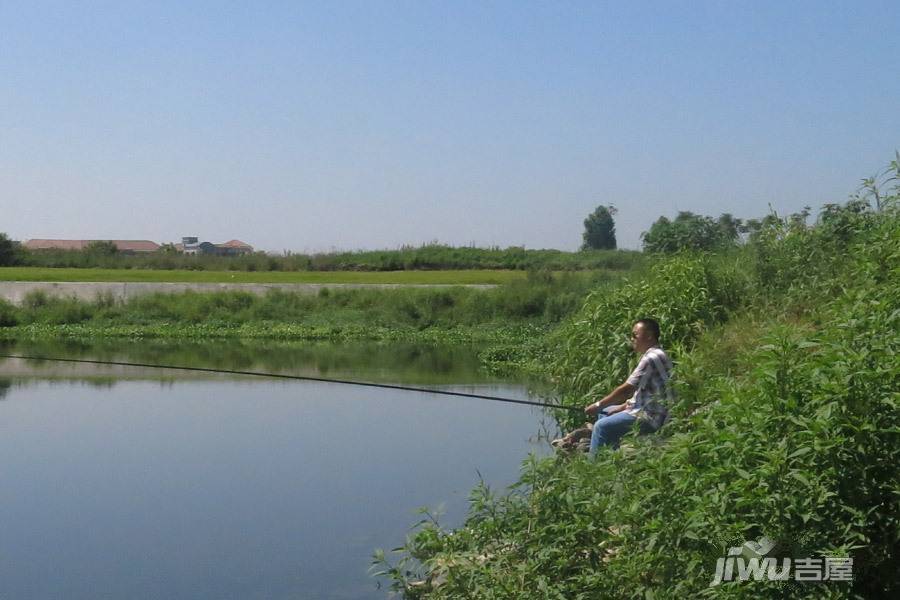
[0,271,625,347]
[371,178,900,598]
[10,244,643,272]
[0,267,531,284]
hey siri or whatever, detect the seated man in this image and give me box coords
[585,318,672,453]
[553,318,672,453]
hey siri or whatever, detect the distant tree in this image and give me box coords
[158,243,178,254]
[0,233,21,266]
[716,213,743,243]
[743,213,783,241]
[84,240,118,255]
[819,199,873,242]
[788,206,812,231]
[642,211,741,253]
[582,205,617,250]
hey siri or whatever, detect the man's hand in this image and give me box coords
[584,383,636,419]
[605,403,627,415]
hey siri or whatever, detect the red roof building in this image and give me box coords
[24,239,161,253]
[216,239,254,252]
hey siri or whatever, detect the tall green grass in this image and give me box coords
[0,267,530,284]
[0,270,625,336]
[16,244,643,272]
[374,168,900,598]
[548,253,749,428]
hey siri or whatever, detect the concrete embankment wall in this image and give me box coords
[0,281,497,305]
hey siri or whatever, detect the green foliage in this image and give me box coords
[1,337,502,386]
[0,267,532,285]
[0,233,22,266]
[744,196,892,307]
[0,299,17,327]
[18,291,93,325]
[22,290,50,309]
[0,273,623,350]
[549,253,747,428]
[18,242,643,272]
[852,149,900,212]
[642,211,743,254]
[582,205,617,250]
[396,312,897,599]
[84,240,119,255]
[375,161,900,598]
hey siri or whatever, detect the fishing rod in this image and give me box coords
[0,353,584,413]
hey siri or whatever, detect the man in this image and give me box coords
[584,318,672,453]
[552,318,672,453]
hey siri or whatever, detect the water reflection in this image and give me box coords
[0,340,555,599]
[0,337,504,385]
[0,380,549,600]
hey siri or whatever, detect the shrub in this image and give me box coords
[549,253,748,427]
[641,211,742,253]
[375,166,900,598]
[0,299,18,327]
[22,290,50,309]
[0,233,22,266]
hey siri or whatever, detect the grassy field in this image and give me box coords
[0,271,622,348]
[10,244,642,273]
[0,267,530,284]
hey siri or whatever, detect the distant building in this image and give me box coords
[175,236,254,256]
[23,239,160,253]
[215,239,254,255]
[23,237,254,256]
[181,236,200,254]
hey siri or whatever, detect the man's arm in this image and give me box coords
[584,382,636,416]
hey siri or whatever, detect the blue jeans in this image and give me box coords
[590,410,637,454]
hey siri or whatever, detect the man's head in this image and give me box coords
[631,318,660,353]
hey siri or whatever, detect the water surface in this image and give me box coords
[0,340,552,599]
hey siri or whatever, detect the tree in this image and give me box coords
[0,233,21,266]
[716,213,743,243]
[582,205,617,250]
[641,211,741,253]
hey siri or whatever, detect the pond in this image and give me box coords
[0,339,554,599]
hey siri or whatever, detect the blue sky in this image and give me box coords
[2,1,898,252]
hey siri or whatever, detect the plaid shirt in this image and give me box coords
[624,346,673,416]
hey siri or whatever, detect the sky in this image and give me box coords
[2,1,898,253]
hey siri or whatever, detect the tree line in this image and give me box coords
[581,155,897,253]
[4,157,895,270]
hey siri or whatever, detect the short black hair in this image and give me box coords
[634,318,660,341]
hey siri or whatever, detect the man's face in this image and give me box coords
[630,323,656,353]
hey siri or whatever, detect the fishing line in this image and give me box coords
[0,354,583,413]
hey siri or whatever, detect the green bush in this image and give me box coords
[18,242,645,272]
[3,272,618,335]
[22,289,50,309]
[0,299,18,327]
[18,294,93,325]
[0,233,22,266]
[548,253,748,428]
[642,212,742,253]
[375,170,900,598]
